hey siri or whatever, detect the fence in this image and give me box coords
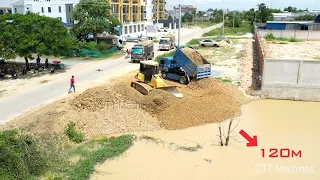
[262,58,320,101]
[62,47,118,58]
[257,29,320,40]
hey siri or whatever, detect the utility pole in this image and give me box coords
[233,11,235,28]
[178,4,181,46]
[222,9,225,35]
[121,5,124,43]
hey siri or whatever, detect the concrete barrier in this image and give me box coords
[262,58,320,101]
[258,29,320,40]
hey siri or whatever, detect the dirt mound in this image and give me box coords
[70,86,125,111]
[219,40,232,47]
[109,78,249,130]
[156,78,249,130]
[181,47,204,65]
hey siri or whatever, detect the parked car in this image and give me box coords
[199,39,220,47]
[157,27,168,32]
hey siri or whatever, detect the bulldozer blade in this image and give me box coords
[157,86,183,98]
[131,81,152,95]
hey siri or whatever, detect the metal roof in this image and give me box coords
[267,21,313,24]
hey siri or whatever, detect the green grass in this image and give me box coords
[67,135,134,180]
[183,21,216,28]
[154,51,175,62]
[315,57,320,60]
[203,26,252,37]
[216,77,233,83]
[0,129,134,180]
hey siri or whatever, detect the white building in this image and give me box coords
[11,0,79,24]
[272,13,295,21]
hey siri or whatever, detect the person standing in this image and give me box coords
[36,56,41,66]
[45,58,49,68]
[68,75,75,93]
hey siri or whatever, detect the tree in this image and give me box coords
[182,13,193,23]
[72,0,119,41]
[295,14,317,21]
[168,15,173,20]
[0,12,73,70]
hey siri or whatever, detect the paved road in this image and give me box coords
[0,23,222,124]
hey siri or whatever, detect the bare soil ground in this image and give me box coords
[262,39,320,59]
[0,72,250,139]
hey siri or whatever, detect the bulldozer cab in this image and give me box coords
[139,61,159,83]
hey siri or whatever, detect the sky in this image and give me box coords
[166,0,320,11]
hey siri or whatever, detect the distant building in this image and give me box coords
[206,8,214,14]
[0,0,15,15]
[272,13,295,21]
[170,5,196,19]
[264,15,320,30]
[11,0,79,24]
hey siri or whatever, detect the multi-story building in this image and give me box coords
[11,0,79,24]
[152,0,165,19]
[107,0,148,36]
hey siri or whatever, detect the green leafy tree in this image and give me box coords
[295,14,317,21]
[72,0,119,41]
[0,12,73,70]
[168,15,173,20]
[182,13,193,23]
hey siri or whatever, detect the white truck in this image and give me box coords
[159,34,175,51]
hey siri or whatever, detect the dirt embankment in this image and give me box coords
[1,76,249,139]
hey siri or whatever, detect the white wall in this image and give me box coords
[12,0,79,23]
[146,0,153,20]
[258,29,320,41]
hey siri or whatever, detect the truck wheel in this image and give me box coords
[161,72,167,79]
[179,76,187,85]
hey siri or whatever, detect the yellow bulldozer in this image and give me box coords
[131,61,183,97]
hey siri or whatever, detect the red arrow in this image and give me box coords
[239,130,258,147]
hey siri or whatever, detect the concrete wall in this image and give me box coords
[258,29,320,40]
[262,58,320,101]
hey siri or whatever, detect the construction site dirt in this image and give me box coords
[0,73,250,139]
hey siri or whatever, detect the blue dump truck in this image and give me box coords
[159,46,212,84]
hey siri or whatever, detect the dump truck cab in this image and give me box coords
[131,41,154,63]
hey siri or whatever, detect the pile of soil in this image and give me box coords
[181,47,204,65]
[219,40,232,47]
[110,78,249,130]
[70,86,125,111]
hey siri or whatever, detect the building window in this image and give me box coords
[14,8,17,13]
[138,25,140,32]
[41,7,44,13]
[129,26,132,33]
[48,7,51,13]
[124,26,128,34]
[69,18,72,23]
[134,25,136,33]
[59,6,61,13]
[69,6,71,12]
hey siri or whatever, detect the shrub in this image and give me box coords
[288,37,301,42]
[97,41,111,51]
[0,130,47,179]
[65,121,84,143]
[265,33,276,40]
[87,41,97,51]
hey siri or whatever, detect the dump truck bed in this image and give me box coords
[173,46,211,79]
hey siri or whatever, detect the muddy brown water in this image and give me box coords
[91,99,320,180]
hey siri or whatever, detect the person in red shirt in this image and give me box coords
[68,75,75,93]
